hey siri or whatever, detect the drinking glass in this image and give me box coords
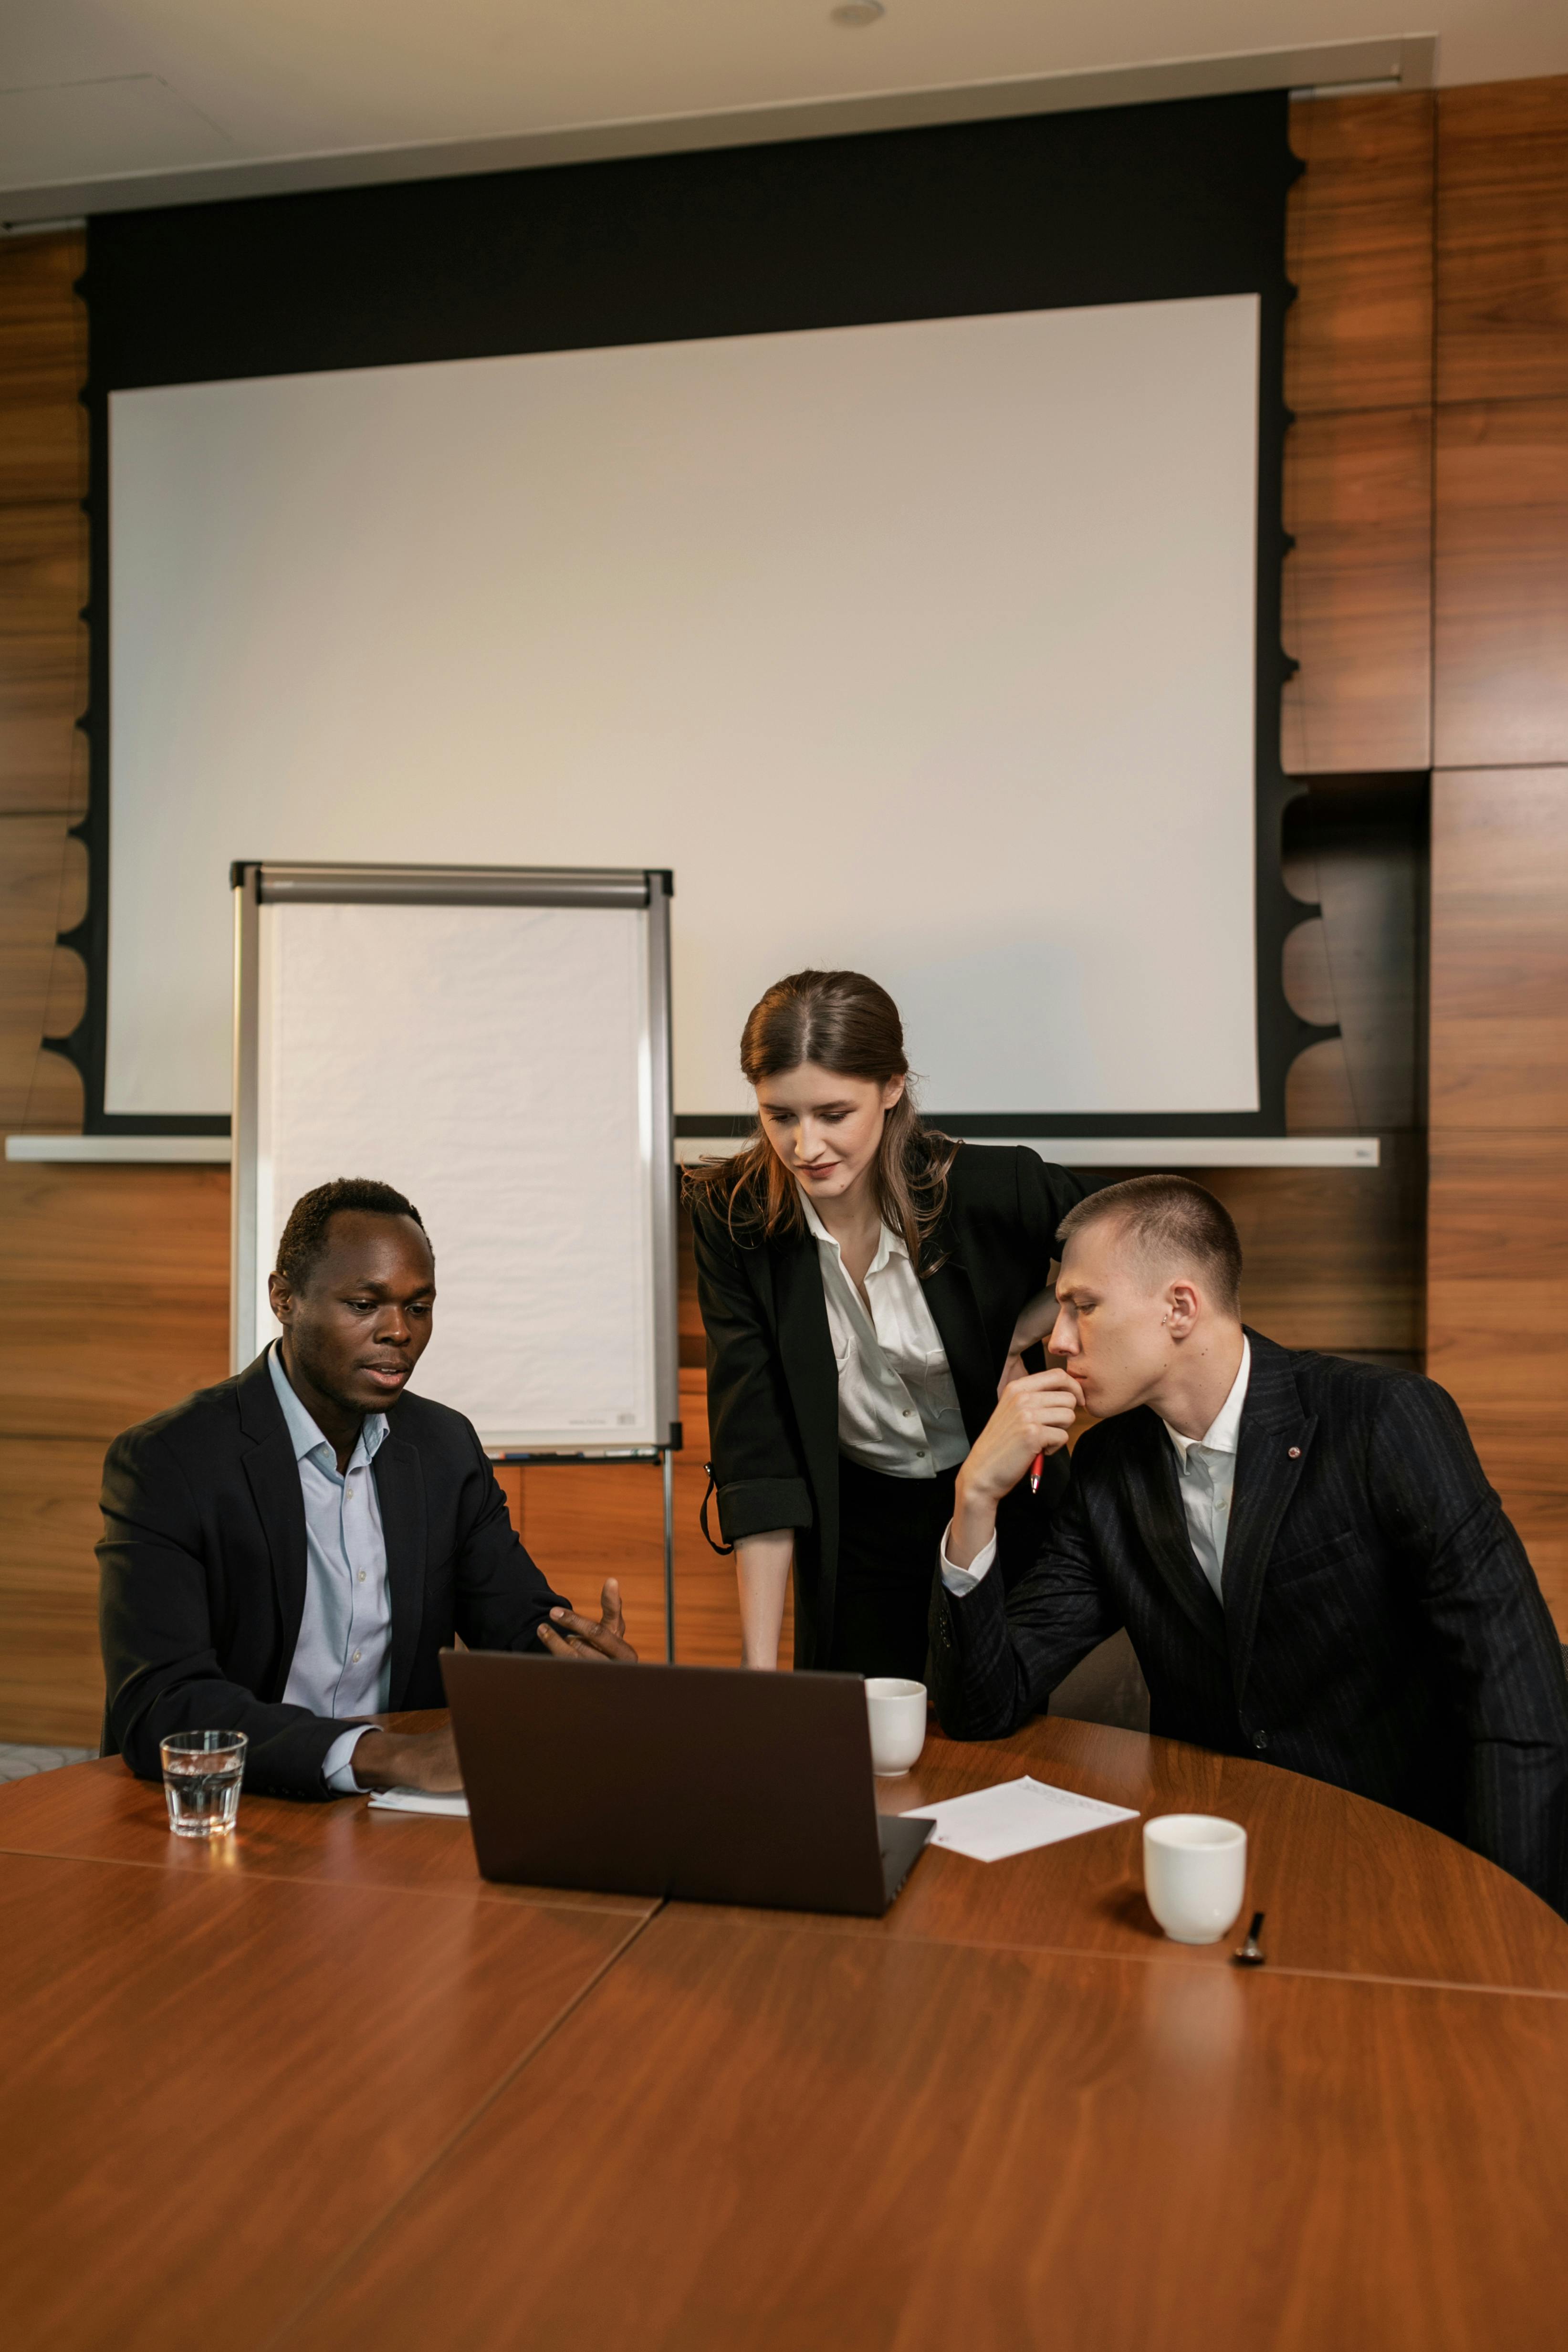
[160,1730,248,1839]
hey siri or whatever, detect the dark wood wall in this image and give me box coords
[0,77,1564,1741]
[1426,82,1568,1626]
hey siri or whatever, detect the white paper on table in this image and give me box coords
[902,1776,1138,1863]
[366,1789,470,1818]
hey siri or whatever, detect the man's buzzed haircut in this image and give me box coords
[275,1178,430,1291]
[1057,1174,1243,1313]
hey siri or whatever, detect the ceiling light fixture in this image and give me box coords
[830,1,885,24]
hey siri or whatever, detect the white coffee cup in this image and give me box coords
[1142,1814,1248,1944]
[865,1678,927,1776]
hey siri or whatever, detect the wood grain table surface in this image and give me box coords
[281,1907,1568,2352]
[3,1707,1565,2350]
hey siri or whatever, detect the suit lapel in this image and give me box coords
[236,1354,309,1693]
[373,1435,427,1710]
[1120,1408,1229,1655]
[920,1254,996,1444]
[1222,1332,1317,1700]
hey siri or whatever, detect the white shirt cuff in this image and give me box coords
[324,1725,376,1795]
[939,1520,999,1597]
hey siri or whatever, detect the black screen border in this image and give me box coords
[63,91,1327,1137]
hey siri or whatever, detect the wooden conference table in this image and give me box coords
[3,1711,1567,2352]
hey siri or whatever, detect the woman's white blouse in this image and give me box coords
[798,1191,970,1479]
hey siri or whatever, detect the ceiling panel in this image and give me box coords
[0,1,1564,220]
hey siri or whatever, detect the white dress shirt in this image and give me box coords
[939,1338,1253,1602]
[268,1344,392,1793]
[800,1190,968,1479]
[1158,1338,1251,1602]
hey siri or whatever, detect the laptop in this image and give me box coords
[440,1651,932,1918]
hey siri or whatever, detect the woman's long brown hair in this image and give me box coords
[682,969,959,1273]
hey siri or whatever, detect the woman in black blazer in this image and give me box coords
[688,969,1084,1678]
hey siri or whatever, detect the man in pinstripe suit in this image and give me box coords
[930,1174,1568,1914]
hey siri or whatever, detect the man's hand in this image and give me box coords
[949,1368,1085,1570]
[351,1722,461,1793]
[535,1577,638,1662]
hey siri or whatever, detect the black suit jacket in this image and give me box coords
[98,1353,568,1799]
[930,1331,1568,1913]
[694,1142,1083,1668]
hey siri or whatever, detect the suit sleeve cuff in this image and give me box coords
[324,1725,375,1795]
[715,1477,814,1543]
[940,1522,998,1597]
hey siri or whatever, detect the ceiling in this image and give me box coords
[2,1,1564,223]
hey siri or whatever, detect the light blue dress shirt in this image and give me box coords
[268,1342,393,1793]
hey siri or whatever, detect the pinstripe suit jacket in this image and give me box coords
[929,1330,1568,1914]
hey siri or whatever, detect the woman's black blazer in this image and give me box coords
[692,1143,1084,1668]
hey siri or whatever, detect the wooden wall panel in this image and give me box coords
[1429,768,1568,1625]
[1428,83,1568,1637]
[1436,76,1568,406]
[1202,1146,1425,1364]
[1430,768,1568,1127]
[1433,399,1568,768]
[1428,1133,1568,1626]
[0,1438,103,1747]
[0,1161,230,1442]
[1286,92,1434,415]
[0,816,84,1129]
[1281,407,1432,774]
[0,235,87,830]
[0,234,84,507]
[1281,94,1435,777]
[0,502,85,821]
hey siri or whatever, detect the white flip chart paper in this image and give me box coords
[903,1776,1138,1863]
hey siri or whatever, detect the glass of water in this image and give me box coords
[160,1730,248,1839]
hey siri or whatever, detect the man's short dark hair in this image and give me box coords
[1057,1174,1242,1313]
[275,1178,429,1291]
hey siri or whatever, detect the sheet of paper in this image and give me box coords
[366,1789,470,1818]
[903,1776,1138,1863]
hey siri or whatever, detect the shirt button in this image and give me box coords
[352,1649,362,1663]
[1253,1729,1268,1751]
[357,1570,366,1583]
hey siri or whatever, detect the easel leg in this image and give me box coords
[663,1447,676,1663]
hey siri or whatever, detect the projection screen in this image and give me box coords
[106,293,1259,1126]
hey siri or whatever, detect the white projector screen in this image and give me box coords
[108,293,1260,1123]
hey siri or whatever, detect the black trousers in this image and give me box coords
[825,1455,960,1682]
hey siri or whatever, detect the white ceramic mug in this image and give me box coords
[1142,1814,1248,1944]
[865,1678,928,1777]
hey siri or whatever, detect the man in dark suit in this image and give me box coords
[930,1174,1568,1913]
[99,1177,634,1801]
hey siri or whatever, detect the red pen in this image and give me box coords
[1029,1450,1044,1496]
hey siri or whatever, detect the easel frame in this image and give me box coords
[230,859,681,1656]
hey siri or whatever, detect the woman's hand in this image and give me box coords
[999,1274,1061,1399]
